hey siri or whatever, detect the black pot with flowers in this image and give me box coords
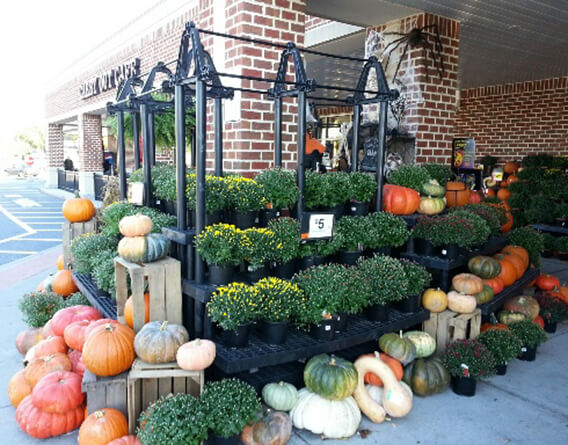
[508,320,548,361]
[334,215,370,265]
[267,217,301,279]
[478,328,522,375]
[397,259,432,313]
[535,292,568,333]
[254,168,299,226]
[346,172,377,216]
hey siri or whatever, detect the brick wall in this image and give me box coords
[454,77,568,160]
[305,15,331,31]
[47,124,64,168]
[78,114,104,172]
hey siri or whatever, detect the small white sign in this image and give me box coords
[308,214,334,239]
[131,183,144,205]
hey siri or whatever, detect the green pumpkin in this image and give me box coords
[475,284,494,304]
[498,310,527,325]
[378,333,416,366]
[418,196,445,215]
[262,381,298,411]
[403,331,436,358]
[134,321,189,364]
[303,354,358,401]
[468,256,501,279]
[421,180,446,197]
[118,233,170,263]
[403,357,450,397]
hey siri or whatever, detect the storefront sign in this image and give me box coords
[79,58,141,99]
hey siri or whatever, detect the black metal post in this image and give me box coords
[351,104,361,172]
[214,97,223,176]
[132,112,141,169]
[195,79,207,284]
[375,101,388,212]
[296,90,306,219]
[175,84,187,230]
[117,111,127,200]
[140,103,152,206]
[148,111,156,166]
[274,97,282,167]
[190,129,196,168]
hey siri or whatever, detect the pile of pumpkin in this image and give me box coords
[36,257,79,296]
[260,329,447,440]
[117,213,170,263]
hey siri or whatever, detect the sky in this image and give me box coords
[0,0,159,150]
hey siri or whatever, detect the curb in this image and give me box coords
[40,187,103,207]
[0,245,62,291]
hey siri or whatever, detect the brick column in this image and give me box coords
[368,13,460,164]
[78,113,103,198]
[46,123,64,188]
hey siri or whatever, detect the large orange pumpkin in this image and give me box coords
[506,175,519,186]
[445,182,470,207]
[16,328,43,354]
[32,371,85,413]
[24,352,73,387]
[25,336,67,362]
[383,184,420,215]
[501,246,529,269]
[535,274,560,291]
[108,436,142,445]
[124,293,150,329]
[497,188,511,201]
[16,395,84,439]
[56,255,64,270]
[78,408,129,445]
[84,318,122,340]
[504,161,520,174]
[62,194,95,223]
[51,305,102,337]
[483,277,505,295]
[52,270,79,297]
[64,320,91,352]
[494,253,525,279]
[8,369,32,408]
[82,323,135,377]
[361,353,403,387]
[480,322,508,333]
[495,258,517,287]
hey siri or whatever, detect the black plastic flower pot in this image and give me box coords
[451,376,477,397]
[208,264,235,285]
[232,210,258,229]
[396,294,421,313]
[518,345,537,361]
[220,324,252,348]
[313,255,328,266]
[348,200,369,216]
[414,238,434,256]
[259,208,280,227]
[329,203,346,220]
[207,434,241,445]
[372,246,392,257]
[555,218,568,228]
[245,263,269,283]
[334,312,349,333]
[365,303,389,322]
[300,255,316,271]
[310,320,335,341]
[164,199,177,216]
[337,250,364,266]
[258,320,289,345]
[495,363,508,376]
[437,244,461,260]
[189,210,222,227]
[272,259,297,279]
[544,320,557,333]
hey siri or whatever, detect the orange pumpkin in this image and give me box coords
[52,270,79,297]
[24,352,73,387]
[495,258,517,286]
[8,369,32,408]
[108,436,142,445]
[52,305,102,337]
[499,180,508,188]
[484,189,496,198]
[446,181,467,191]
[497,188,511,201]
[68,349,86,376]
[480,322,508,333]
[383,184,420,215]
[506,175,519,185]
[124,293,150,329]
[494,253,525,279]
[360,353,403,387]
[483,277,505,295]
[56,255,64,270]
[501,211,513,232]
[82,323,135,377]
[64,320,92,352]
[31,371,85,413]
[501,246,529,270]
[504,161,520,174]
[555,286,568,304]
[62,194,95,223]
[78,408,129,445]
[535,274,560,291]
[445,182,470,207]
[452,273,484,294]
[25,336,67,362]
[468,191,482,204]
[41,319,56,338]
[534,315,545,329]
[84,318,121,340]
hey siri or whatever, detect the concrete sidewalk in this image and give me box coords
[1,253,567,444]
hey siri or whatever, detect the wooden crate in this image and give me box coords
[127,359,204,434]
[423,309,482,355]
[114,256,182,331]
[62,219,97,269]
[81,369,128,417]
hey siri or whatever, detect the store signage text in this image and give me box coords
[79,58,141,99]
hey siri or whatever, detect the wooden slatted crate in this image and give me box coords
[82,369,128,417]
[423,308,482,355]
[114,256,182,331]
[62,219,97,270]
[127,359,204,434]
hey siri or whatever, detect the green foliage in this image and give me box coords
[255,277,306,322]
[442,339,497,379]
[387,165,431,192]
[201,379,261,438]
[536,293,568,324]
[413,211,490,248]
[71,232,117,275]
[137,393,207,445]
[355,254,408,305]
[19,291,89,328]
[241,228,275,269]
[304,170,326,209]
[65,292,90,307]
[152,163,177,201]
[225,176,266,212]
[195,223,243,266]
[508,320,548,348]
[334,216,370,251]
[186,174,229,213]
[267,217,300,263]
[555,202,568,219]
[348,172,377,202]
[449,204,502,236]
[321,172,351,207]
[507,226,544,267]
[478,329,522,366]
[525,197,556,224]
[207,282,260,331]
[255,168,298,209]
[366,211,410,249]
[400,259,431,296]
[422,163,453,186]
[92,249,118,296]
[101,202,175,237]
[555,236,568,253]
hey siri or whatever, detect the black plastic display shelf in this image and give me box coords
[478,268,540,315]
[213,308,429,374]
[73,273,117,319]
[532,224,568,235]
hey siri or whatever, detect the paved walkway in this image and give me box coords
[1,252,567,444]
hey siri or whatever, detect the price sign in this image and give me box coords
[307,214,334,239]
[131,182,145,205]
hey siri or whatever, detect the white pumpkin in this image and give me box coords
[290,388,361,439]
[403,331,436,358]
[447,291,477,314]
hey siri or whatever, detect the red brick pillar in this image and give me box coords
[46,123,64,188]
[78,113,103,198]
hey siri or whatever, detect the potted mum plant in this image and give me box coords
[186,174,228,226]
[304,170,326,211]
[334,215,371,265]
[387,164,431,192]
[298,238,339,270]
[536,293,568,333]
[365,211,410,256]
[254,277,306,344]
[321,171,351,219]
[207,282,260,347]
[267,217,300,278]
[478,329,522,375]
[442,339,497,396]
[508,320,548,361]
[195,223,243,285]
[398,259,432,313]
[254,168,298,226]
[241,227,275,282]
[226,176,266,229]
[347,172,377,216]
[201,378,261,445]
[356,254,408,321]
